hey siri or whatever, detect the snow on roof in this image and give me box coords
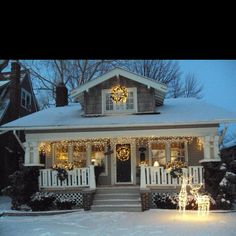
[0,80,10,87]
[222,138,236,149]
[1,98,236,131]
[0,99,10,122]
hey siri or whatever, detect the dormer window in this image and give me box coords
[21,88,31,111]
[102,87,137,114]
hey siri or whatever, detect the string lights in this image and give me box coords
[116,145,130,161]
[110,85,128,103]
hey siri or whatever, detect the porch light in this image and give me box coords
[154,161,160,167]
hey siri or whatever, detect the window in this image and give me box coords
[21,88,31,111]
[54,144,68,166]
[170,142,186,163]
[91,143,107,176]
[102,88,137,114]
[72,145,86,168]
[151,143,166,166]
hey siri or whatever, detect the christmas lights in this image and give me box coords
[110,85,128,103]
[190,183,210,216]
[178,176,189,213]
[116,145,130,161]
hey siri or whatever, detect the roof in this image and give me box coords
[1,98,236,131]
[70,67,168,106]
[0,69,39,122]
[222,138,236,149]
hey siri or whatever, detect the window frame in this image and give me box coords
[102,87,138,114]
[21,88,31,111]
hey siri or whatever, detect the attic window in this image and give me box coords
[21,88,31,111]
[102,87,137,114]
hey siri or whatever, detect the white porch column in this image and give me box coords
[140,164,147,188]
[24,142,30,165]
[24,141,40,166]
[213,135,220,159]
[89,164,96,189]
[203,136,211,160]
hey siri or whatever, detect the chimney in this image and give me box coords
[56,82,68,107]
[9,61,21,121]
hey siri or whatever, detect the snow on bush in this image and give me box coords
[28,192,56,211]
[55,196,77,210]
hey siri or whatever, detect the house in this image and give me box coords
[0,61,39,190]
[1,67,236,211]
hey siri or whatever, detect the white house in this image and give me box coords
[1,67,236,211]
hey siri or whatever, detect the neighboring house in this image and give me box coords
[221,139,236,163]
[1,67,236,211]
[0,61,39,190]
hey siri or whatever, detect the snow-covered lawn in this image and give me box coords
[1,197,236,236]
[0,209,236,236]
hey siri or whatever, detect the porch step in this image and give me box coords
[91,204,142,212]
[91,187,141,212]
[94,193,140,200]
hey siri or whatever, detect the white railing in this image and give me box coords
[39,165,96,189]
[140,165,204,188]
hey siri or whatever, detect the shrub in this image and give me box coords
[154,193,178,209]
[1,167,40,210]
[28,192,56,211]
[55,196,76,210]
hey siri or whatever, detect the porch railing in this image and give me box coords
[39,165,96,189]
[140,165,204,188]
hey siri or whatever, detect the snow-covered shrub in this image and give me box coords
[154,193,178,209]
[1,167,40,210]
[28,192,56,211]
[55,196,76,210]
[216,191,232,210]
[154,193,217,210]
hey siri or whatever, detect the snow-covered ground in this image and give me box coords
[1,197,236,236]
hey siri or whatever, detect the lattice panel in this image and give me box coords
[55,192,83,207]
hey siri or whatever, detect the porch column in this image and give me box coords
[203,136,211,160]
[24,141,40,166]
[140,164,147,188]
[89,165,96,189]
[213,135,220,160]
[24,142,30,165]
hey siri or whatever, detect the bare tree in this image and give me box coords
[183,73,203,99]
[20,60,119,109]
[123,60,181,84]
[166,76,184,98]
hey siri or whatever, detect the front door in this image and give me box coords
[116,144,132,183]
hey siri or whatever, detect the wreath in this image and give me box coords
[54,168,68,182]
[110,85,128,103]
[170,167,183,178]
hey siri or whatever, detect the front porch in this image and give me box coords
[38,165,204,190]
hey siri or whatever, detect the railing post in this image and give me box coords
[89,165,96,189]
[140,164,147,188]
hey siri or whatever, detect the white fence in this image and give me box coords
[140,165,204,188]
[39,166,95,189]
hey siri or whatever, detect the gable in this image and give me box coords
[71,67,167,106]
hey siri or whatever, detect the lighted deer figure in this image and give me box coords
[189,183,210,216]
[178,176,189,213]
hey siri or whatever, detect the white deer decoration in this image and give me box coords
[189,183,210,216]
[178,176,189,213]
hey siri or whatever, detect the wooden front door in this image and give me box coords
[116,144,132,183]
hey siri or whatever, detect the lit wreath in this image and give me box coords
[110,85,128,103]
[116,146,130,161]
